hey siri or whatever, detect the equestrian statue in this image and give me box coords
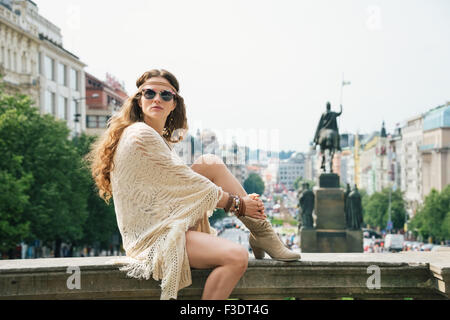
[313,102,342,173]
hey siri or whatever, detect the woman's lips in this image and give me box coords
[152,106,163,110]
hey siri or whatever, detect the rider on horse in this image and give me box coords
[313,102,342,151]
[313,102,343,172]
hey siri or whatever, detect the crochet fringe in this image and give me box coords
[118,186,222,300]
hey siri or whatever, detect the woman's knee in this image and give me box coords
[224,245,248,272]
[191,154,226,182]
[194,154,224,166]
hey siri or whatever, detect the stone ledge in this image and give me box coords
[0,253,449,300]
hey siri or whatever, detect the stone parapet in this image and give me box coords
[0,252,449,300]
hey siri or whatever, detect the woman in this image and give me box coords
[88,69,300,300]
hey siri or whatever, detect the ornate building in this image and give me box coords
[1,0,86,136]
[0,0,40,102]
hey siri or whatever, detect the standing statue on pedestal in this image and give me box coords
[346,185,363,230]
[298,182,315,229]
[313,102,342,173]
[344,183,351,227]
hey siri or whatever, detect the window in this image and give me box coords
[7,49,11,69]
[87,115,108,128]
[13,51,17,71]
[58,63,67,86]
[58,96,67,120]
[45,90,55,114]
[44,56,55,80]
[70,68,79,91]
[21,52,27,73]
[38,52,42,75]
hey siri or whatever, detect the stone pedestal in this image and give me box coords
[317,229,347,253]
[298,173,363,253]
[298,227,317,253]
[346,229,364,252]
[314,188,346,230]
[319,173,340,188]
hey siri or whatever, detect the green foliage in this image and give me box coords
[363,188,407,231]
[72,133,120,250]
[243,172,265,195]
[208,208,228,227]
[270,217,297,227]
[0,91,90,253]
[409,185,450,243]
[0,155,33,253]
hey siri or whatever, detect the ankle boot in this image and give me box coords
[237,216,301,261]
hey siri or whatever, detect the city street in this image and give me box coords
[219,228,250,252]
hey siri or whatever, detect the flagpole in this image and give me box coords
[340,73,351,129]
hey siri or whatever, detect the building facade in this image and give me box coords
[277,152,305,191]
[1,0,87,136]
[401,114,424,216]
[420,104,450,197]
[85,72,127,136]
[0,0,40,102]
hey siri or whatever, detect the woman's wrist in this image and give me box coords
[224,192,234,212]
[228,194,245,217]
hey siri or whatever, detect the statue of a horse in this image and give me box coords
[317,128,339,173]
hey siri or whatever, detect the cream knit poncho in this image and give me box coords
[110,122,224,300]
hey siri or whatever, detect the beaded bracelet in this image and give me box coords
[229,195,246,217]
[229,195,239,215]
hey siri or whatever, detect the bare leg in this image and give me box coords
[187,154,249,299]
[190,154,300,263]
[191,154,247,197]
[186,230,248,299]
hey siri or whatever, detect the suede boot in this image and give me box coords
[238,216,301,261]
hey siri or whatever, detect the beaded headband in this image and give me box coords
[138,81,178,94]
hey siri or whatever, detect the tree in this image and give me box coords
[409,185,450,243]
[208,208,228,227]
[0,154,33,257]
[243,173,265,195]
[72,133,120,253]
[0,91,90,257]
[363,188,406,231]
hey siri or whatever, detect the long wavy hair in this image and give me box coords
[87,69,188,203]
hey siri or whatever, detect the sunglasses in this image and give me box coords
[141,88,175,102]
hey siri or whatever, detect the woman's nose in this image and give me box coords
[152,93,162,102]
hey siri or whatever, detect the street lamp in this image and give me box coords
[73,93,99,136]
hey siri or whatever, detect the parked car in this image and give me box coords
[384,234,404,252]
[421,244,435,251]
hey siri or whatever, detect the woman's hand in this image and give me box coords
[242,193,266,220]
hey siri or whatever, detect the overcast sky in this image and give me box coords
[35,0,450,152]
